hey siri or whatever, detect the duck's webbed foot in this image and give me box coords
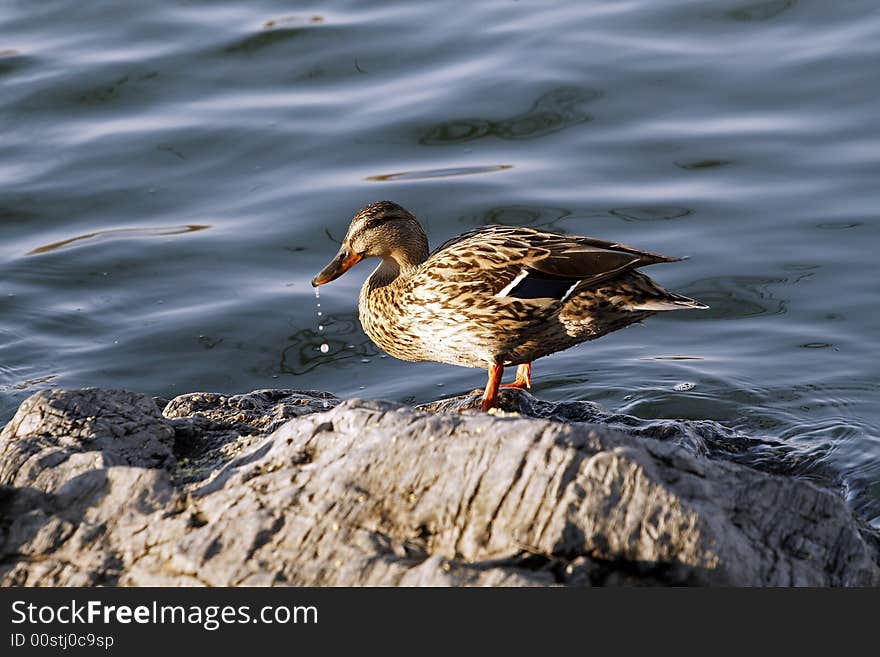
[500,363,532,390]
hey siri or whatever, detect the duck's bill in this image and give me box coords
[311,249,363,286]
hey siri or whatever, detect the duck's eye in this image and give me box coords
[364,218,383,230]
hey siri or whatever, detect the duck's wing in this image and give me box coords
[430,225,679,302]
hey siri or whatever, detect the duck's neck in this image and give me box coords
[366,239,429,291]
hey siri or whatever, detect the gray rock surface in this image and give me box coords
[1,387,877,586]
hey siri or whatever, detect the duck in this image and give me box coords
[311,201,707,411]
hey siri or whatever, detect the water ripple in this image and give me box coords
[420,86,600,145]
[726,0,797,22]
[27,225,210,255]
[679,275,789,319]
[366,164,511,181]
[281,313,379,376]
[609,206,694,222]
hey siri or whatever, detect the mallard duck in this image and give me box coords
[311,201,707,411]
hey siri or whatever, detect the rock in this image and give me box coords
[163,388,340,434]
[0,388,175,492]
[0,388,877,586]
[162,389,340,485]
[422,389,836,481]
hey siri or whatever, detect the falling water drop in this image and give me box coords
[318,324,324,331]
[319,343,329,353]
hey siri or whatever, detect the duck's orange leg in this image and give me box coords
[480,364,504,411]
[501,363,532,390]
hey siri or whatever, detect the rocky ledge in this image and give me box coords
[1,387,878,586]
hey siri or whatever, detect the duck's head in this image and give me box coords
[311,201,429,287]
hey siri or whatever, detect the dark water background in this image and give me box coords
[2,0,878,524]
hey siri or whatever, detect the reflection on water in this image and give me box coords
[0,50,27,77]
[0,364,58,392]
[641,356,705,361]
[79,75,134,105]
[225,26,313,55]
[27,225,210,255]
[157,144,187,160]
[464,204,573,229]
[463,203,700,232]
[420,87,600,145]
[674,159,733,170]
[816,221,863,230]
[4,374,58,391]
[609,206,694,222]
[678,275,789,318]
[281,313,379,376]
[197,335,224,350]
[366,164,511,182]
[726,0,796,22]
[263,15,324,29]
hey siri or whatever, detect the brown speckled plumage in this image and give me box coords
[312,201,707,410]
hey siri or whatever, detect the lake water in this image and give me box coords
[2,0,878,525]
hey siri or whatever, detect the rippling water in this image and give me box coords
[2,0,878,524]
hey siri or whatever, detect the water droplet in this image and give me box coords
[319,343,329,353]
[322,400,329,409]
[674,382,695,392]
[317,311,322,316]
[436,383,444,387]
[623,394,633,401]
[360,358,370,363]
[318,325,324,331]
[379,355,388,359]
[347,344,355,349]
[314,288,320,300]
[358,386,365,390]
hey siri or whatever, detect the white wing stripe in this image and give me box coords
[560,280,581,302]
[494,269,529,298]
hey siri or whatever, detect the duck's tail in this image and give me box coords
[625,291,709,312]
